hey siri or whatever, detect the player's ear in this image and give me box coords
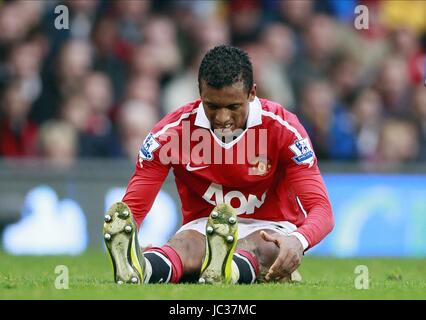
[248,84,256,102]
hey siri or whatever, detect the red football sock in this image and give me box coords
[144,245,183,283]
[233,249,260,283]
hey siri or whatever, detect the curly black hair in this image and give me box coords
[198,45,253,95]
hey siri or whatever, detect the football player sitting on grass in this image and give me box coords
[103,45,334,285]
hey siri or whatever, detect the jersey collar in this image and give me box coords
[195,96,263,129]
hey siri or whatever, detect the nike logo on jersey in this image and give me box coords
[186,163,210,172]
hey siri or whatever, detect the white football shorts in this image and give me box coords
[176,217,297,239]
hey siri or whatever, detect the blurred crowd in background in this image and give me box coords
[0,0,425,169]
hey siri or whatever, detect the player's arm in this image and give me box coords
[262,112,334,281]
[283,162,334,250]
[122,133,170,228]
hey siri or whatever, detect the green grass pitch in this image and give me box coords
[0,251,425,300]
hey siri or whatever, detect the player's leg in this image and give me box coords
[192,208,283,285]
[103,201,205,284]
[192,209,301,284]
[235,230,302,283]
[195,205,296,284]
[146,229,205,283]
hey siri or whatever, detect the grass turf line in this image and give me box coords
[0,251,425,300]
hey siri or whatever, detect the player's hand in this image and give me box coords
[260,231,304,282]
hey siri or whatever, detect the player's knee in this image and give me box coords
[256,240,280,268]
[167,230,205,273]
[238,231,280,269]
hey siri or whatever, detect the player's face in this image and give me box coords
[200,81,256,136]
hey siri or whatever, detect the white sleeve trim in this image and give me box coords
[261,110,303,140]
[296,196,308,218]
[289,232,309,251]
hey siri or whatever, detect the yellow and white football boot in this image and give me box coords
[103,201,145,284]
[199,204,238,284]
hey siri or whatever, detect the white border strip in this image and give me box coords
[210,128,249,150]
[234,252,256,283]
[154,108,198,138]
[289,232,309,251]
[150,251,172,283]
[296,196,308,218]
[261,110,302,140]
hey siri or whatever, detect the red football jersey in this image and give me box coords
[123,97,334,249]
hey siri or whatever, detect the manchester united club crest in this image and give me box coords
[248,156,271,176]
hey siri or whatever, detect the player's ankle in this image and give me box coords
[231,249,260,284]
[143,245,183,284]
